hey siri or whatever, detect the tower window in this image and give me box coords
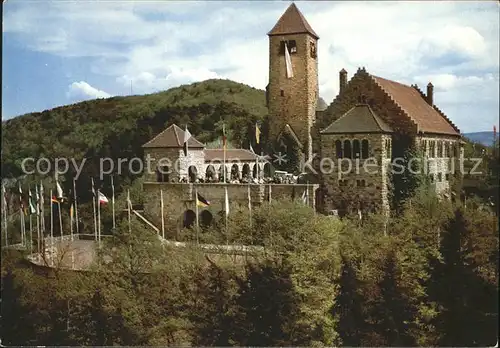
[343,140,352,159]
[353,139,361,159]
[335,140,342,158]
[280,89,285,97]
[279,40,297,55]
[310,41,317,58]
[361,139,369,159]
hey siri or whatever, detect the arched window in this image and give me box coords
[157,166,169,182]
[343,140,352,159]
[353,140,361,159]
[361,139,369,159]
[335,140,342,158]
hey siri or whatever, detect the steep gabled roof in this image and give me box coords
[321,104,393,134]
[369,75,460,135]
[268,3,319,39]
[142,124,205,148]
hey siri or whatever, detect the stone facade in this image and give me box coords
[320,132,392,215]
[267,32,318,159]
[416,135,465,194]
[143,183,318,237]
[143,147,205,182]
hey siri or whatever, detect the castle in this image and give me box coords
[141,3,464,230]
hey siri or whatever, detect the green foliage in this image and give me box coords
[1,197,497,347]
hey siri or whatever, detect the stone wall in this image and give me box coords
[320,132,391,215]
[416,135,463,194]
[268,33,318,153]
[142,182,318,233]
[143,148,206,182]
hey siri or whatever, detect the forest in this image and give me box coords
[1,186,498,346]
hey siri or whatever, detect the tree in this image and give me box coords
[332,254,366,347]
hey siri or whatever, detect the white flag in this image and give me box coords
[56,181,64,199]
[224,186,230,217]
[284,41,294,78]
[98,191,109,204]
[249,144,255,153]
[302,189,307,204]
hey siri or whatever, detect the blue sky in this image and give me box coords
[2,1,499,133]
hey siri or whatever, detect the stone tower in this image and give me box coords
[267,3,319,161]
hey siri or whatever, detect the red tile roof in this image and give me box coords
[370,75,460,136]
[268,3,319,39]
[142,124,205,148]
[204,149,258,162]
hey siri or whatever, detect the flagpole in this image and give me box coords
[50,189,54,266]
[194,186,199,245]
[29,204,33,254]
[92,178,97,241]
[111,175,116,230]
[97,189,101,246]
[19,183,24,246]
[36,186,40,254]
[2,184,8,247]
[223,123,227,183]
[160,189,165,239]
[73,178,79,234]
[70,203,74,269]
[127,190,131,233]
[224,186,229,246]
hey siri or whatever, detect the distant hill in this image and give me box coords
[463,132,496,146]
[1,79,268,195]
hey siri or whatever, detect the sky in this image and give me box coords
[2,1,499,133]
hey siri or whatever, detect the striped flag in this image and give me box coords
[284,41,294,78]
[98,191,109,204]
[56,180,64,201]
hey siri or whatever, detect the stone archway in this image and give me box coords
[263,162,272,177]
[218,165,228,182]
[183,209,196,228]
[205,165,216,182]
[231,163,240,181]
[200,210,213,228]
[252,163,258,179]
[188,166,197,183]
[242,163,251,180]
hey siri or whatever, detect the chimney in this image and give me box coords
[427,82,434,106]
[339,69,347,94]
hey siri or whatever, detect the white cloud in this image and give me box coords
[3,1,499,131]
[67,81,111,100]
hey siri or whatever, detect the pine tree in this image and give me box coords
[332,254,366,347]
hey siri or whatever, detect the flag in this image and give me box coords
[302,189,307,204]
[56,180,64,200]
[18,182,24,211]
[183,126,191,156]
[91,178,96,197]
[249,144,255,153]
[196,193,210,207]
[51,196,59,203]
[127,190,133,211]
[255,123,261,144]
[70,204,74,219]
[98,191,109,204]
[224,186,230,216]
[284,41,294,78]
[28,190,36,215]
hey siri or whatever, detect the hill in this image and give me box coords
[1,79,268,194]
[463,131,495,146]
